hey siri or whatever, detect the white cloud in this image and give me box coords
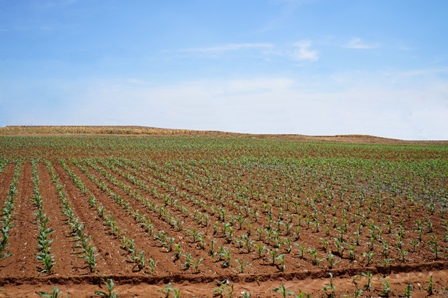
[180,43,273,54]
[227,78,294,93]
[398,68,448,77]
[290,40,318,62]
[345,37,379,49]
[2,70,447,140]
[127,78,145,84]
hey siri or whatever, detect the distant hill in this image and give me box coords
[1,125,447,145]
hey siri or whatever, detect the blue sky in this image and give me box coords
[1,0,447,139]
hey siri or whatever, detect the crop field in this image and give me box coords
[0,132,448,297]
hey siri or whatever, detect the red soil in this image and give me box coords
[1,158,448,297]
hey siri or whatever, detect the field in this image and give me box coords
[1,127,448,297]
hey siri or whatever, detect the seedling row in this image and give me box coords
[2,155,446,281]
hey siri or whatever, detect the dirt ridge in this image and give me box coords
[1,260,447,287]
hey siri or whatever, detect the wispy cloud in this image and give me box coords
[290,40,318,62]
[2,71,448,139]
[398,68,448,77]
[227,78,294,93]
[345,37,379,49]
[180,43,273,54]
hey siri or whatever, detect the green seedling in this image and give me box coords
[273,284,297,298]
[94,279,118,298]
[426,274,434,295]
[323,273,336,297]
[157,282,181,298]
[38,286,69,298]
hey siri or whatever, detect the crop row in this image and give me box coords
[2,136,448,161]
[31,159,56,274]
[116,157,448,267]
[57,156,447,276]
[1,156,447,280]
[45,160,99,273]
[61,159,159,274]
[0,160,21,259]
[33,274,442,298]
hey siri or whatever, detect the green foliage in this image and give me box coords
[157,282,181,298]
[426,274,434,295]
[323,273,336,298]
[38,286,69,298]
[94,279,118,298]
[273,284,297,298]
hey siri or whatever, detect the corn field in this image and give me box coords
[0,135,447,297]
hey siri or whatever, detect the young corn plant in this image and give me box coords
[214,281,234,298]
[94,279,118,298]
[164,237,175,252]
[273,284,297,298]
[224,224,233,244]
[379,278,390,297]
[181,253,193,270]
[157,282,181,298]
[325,252,339,269]
[428,235,439,260]
[208,239,216,258]
[82,244,98,273]
[333,238,345,258]
[320,238,329,252]
[254,243,266,259]
[360,271,373,291]
[354,289,363,298]
[362,251,374,266]
[130,250,146,272]
[221,249,232,268]
[276,254,286,272]
[404,284,412,298]
[295,243,305,259]
[192,257,203,273]
[267,248,281,266]
[38,286,69,298]
[216,246,227,262]
[244,237,255,254]
[283,238,292,254]
[308,247,321,266]
[146,258,157,275]
[348,243,356,261]
[397,247,408,263]
[323,273,336,298]
[381,258,392,267]
[172,243,182,262]
[426,274,434,296]
[185,227,203,243]
[234,259,252,273]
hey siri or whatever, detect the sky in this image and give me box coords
[0,0,447,140]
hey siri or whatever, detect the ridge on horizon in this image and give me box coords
[0,125,447,144]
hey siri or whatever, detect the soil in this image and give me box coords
[0,159,447,297]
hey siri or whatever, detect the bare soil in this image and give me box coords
[0,159,447,297]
